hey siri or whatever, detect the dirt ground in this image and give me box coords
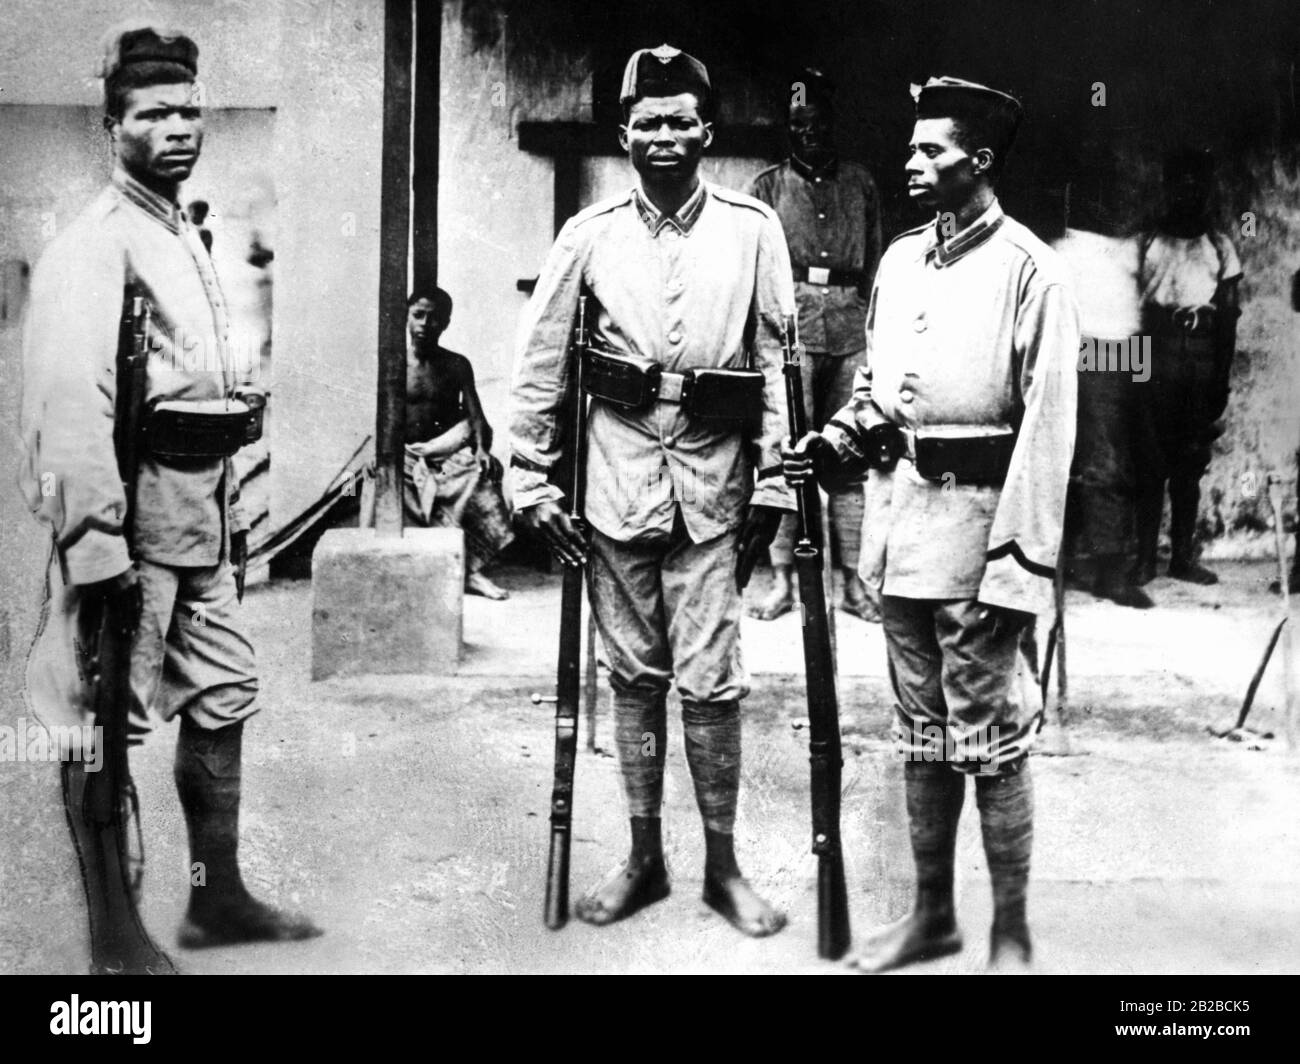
[2,559,1298,975]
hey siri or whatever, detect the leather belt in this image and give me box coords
[792,265,864,287]
[1144,301,1217,337]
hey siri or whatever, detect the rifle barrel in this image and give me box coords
[783,316,852,959]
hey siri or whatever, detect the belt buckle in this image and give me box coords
[657,372,685,403]
[1172,306,1200,333]
[806,266,831,285]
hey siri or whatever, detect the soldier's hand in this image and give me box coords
[736,504,786,592]
[232,530,249,602]
[521,499,587,568]
[781,431,827,486]
[86,567,143,634]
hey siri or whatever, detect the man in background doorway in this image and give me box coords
[747,68,882,621]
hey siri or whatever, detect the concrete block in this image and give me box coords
[311,528,463,679]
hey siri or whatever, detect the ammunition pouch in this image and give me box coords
[583,348,765,425]
[863,423,906,472]
[912,426,1016,486]
[816,421,904,492]
[583,348,661,410]
[146,395,263,461]
[684,368,765,423]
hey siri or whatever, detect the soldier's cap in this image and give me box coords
[911,76,1022,159]
[619,44,711,110]
[98,21,198,82]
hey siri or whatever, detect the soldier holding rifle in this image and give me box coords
[20,23,320,972]
[510,45,796,936]
[784,77,1078,970]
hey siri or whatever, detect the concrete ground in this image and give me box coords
[1,559,1298,974]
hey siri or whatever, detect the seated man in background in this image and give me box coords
[404,287,515,599]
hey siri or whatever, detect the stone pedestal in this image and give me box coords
[310,528,462,679]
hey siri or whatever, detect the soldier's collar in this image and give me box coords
[634,180,707,236]
[112,167,182,234]
[923,198,1005,267]
[789,152,839,181]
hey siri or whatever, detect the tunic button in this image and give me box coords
[665,229,679,241]
[817,212,827,220]
[664,435,677,449]
[899,389,915,403]
[822,286,831,294]
[913,313,927,333]
[819,250,830,259]
[668,330,683,344]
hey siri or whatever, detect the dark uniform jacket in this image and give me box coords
[747,158,882,356]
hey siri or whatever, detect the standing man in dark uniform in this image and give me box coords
[786,78,1078,971]
[747,69,883,621]
[20,23,321,972]
[1134,148,1243,586]
[511,45,795,936]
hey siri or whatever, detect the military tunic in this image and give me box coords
[510,180,795,701]
[20,168,258,736]
[822,200,1079,769]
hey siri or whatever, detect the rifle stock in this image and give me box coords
[540,296,590,930]
[783,316,852,960]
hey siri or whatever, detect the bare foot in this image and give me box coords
[702,873,787,937]
[987,927,1033,973]
[747,586,794,621]
[848,911,962,973]
[840,573,881,622]
[179,895,324,949]
[1168,561,1218,585]
[466,572,510,600]
[574,859,670,926]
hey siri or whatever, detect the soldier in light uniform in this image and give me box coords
[747,68,883,621]
[20,23,320,971]
[786,77,1078,970]
[510,45,796,936]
